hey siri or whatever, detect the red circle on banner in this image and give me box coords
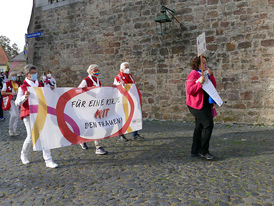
[56,86,135,144]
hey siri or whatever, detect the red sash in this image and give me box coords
[115,72,135,84]
[2,80,19,111]
[83,76,101,87]
[2,95,13,110]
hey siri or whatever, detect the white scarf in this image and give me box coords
[25,78,39,87]
[88,74,100,87]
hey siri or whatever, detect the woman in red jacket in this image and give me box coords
[15,65,58,168]
[1,72,20,136]
[185,56,216,160]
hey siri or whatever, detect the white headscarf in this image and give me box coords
[120,62,129,72]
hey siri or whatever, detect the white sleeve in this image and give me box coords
[2,83,7,92]
[15,87,27,106]
[51,78,57,88]
[78,80,87,88]
[113,78,121,86]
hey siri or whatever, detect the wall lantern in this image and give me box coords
[155,3,183,34]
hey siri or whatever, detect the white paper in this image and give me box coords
[202,77,223,107]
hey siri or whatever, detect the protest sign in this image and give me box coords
[202,76,223,107]
[28,84,142,151]
[197,32,206,57]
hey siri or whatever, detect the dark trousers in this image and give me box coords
[188,105,214,155]
[0,97,3,118]
[120,131,138,138]
[132,131,138,137]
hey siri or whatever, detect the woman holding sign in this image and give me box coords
[1,72,20,136]
[113,62,144,142]
[78,64,108,155]
[15,65,58,168]
[186,56,216,160]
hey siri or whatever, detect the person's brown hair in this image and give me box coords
[24,64,37,74]
[191,56,207,71]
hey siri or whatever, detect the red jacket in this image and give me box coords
[2,80,19,97]
[115,72,135,84]
[20,80,43,120]
[185,70,216,110]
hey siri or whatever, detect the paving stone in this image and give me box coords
[208,194,218,203]
[251,203,263,206]
[0,112,273,205]
[248,183,258,190]
[218,202,230,206]
[263,203,272,206]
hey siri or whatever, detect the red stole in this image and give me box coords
[115,72,135,84]
[20,80,42,120]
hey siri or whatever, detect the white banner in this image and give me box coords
[28,84,142,151]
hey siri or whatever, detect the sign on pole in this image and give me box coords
[25,32,42,39]
[197,32,206,57]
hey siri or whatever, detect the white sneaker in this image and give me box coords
[13,132,20,136]
[20,154,30,164]
[95,147,108,155]
[45,161,58,168]
[9,130,15,136]
[9,131,19,136]
[80,143,88,150]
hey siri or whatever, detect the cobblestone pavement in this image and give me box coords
[0,111,273,206]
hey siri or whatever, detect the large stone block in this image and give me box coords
[226,43,235,51]
[261,39,274,47]
[238,42,252,49]
[208,0,219,5]
[240,91,253,100]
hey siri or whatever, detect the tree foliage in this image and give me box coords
[0,35,19,59]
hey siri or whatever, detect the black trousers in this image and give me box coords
[188,105,214,155]
[0,97,3,118]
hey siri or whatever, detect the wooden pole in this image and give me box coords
[200,55,204,76]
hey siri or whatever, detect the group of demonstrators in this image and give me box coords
[0,70,57,135]
[1,56,218,168]
[1,62,145,168]
[1,67,60,168]
[77,62,144,154]
[40,70,57,88]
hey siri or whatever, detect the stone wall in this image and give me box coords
[27,0,274,124]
